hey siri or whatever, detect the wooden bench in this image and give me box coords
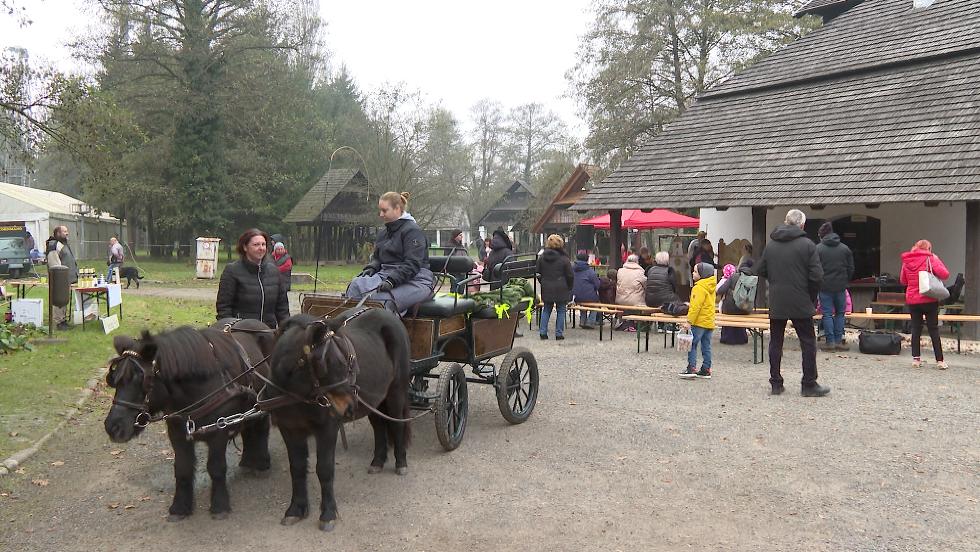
[625,314,772,364]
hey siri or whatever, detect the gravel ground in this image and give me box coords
[1,323,977,551]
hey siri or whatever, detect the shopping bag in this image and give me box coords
[677,331,694,353]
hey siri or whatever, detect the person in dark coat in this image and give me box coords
[754,209,829,397]
[637,247,654,273]
[645,251,679,308]
[572,253,601,329]
[482,229,515,290]
[348,191,434,314]
[815,222,854,352]
[536,234,573,340]
[599,269,617,305]
[216,229,290,328]
[689,239,717,270]
[45,225,79,330]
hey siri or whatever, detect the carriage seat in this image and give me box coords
[428,256,475,275]
[416,294,477,318]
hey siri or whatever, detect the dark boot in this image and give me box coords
[801,383,831,397]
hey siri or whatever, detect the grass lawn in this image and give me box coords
[0,291,215,458]
[29,258,362,293]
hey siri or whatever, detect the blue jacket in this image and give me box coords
[572,260,600,302]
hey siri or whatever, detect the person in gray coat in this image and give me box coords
[755,209,829,397]
[45,225,79,330]
[815,222,854,352]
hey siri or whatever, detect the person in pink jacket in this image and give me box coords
[899,240,950,369]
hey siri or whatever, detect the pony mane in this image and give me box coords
[149,326,228,380]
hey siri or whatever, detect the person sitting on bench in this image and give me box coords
[348,191,434,314]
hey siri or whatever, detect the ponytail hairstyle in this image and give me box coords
[380,191,410,211]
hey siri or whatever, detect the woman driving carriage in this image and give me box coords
[347,191,435,314]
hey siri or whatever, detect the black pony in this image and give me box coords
[103,319,274,521]
[269,310,412,532]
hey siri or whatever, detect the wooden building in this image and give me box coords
[531,164,598,255]
[283,169,375,262]
[573,0,980,337]
[476,179,536,252]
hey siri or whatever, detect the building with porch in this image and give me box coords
[531,164,598,255]
[475,179,536,252]
[572,0,980,337]
[283,169,375,262]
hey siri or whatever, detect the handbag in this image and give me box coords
[858,331,902,355]
[918,257,950,301]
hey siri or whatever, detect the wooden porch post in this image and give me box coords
[752,206,769,307]
[965,201,980,339]
[609,209,623,270]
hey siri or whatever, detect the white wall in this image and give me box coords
[698,203,966,278]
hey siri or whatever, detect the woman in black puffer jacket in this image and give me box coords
[645,251,679,308]
[216,229,290,328]
[536,234,573,340]
[482,229,515,290]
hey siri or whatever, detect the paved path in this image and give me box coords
[1,324,977,551]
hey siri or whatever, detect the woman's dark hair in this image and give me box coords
[743,242,753,255]
[237,228,271,259]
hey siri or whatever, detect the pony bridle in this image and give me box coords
[305,327,360,415]
[108,350,161,428]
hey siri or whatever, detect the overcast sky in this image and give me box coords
[0,0,593,135]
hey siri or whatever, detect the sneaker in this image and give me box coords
[912,357,923,368]
[801,383,831,397]
[678,367,697,379]
[835,342,850,352]
[695,368,711,379]
[555,335,565,341]
[625,326,637,333]
[539,334,548,340]
[936,360,949,370]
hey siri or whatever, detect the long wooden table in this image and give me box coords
[625,313,772,364]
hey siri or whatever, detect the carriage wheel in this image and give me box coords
[495,347,539,424]
[434,363,468,451]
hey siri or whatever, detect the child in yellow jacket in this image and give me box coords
[680,263,717,379]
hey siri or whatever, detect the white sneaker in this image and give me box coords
[936,360,949,370]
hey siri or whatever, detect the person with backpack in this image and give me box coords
[815,222,855,352]
[716,259,756,344]
[755,209,829,397]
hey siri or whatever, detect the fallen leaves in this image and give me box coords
[110,450,124,456]
[31,479,49,487]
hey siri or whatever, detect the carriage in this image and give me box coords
[300,254,540,450]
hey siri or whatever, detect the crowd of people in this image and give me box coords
[207,193,959,397]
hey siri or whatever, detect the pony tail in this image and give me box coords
[399,192,410,208]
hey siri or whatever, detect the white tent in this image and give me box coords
[0,181,128,260]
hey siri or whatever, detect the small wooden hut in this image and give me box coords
[476,179,535,252]
[531,164,598,255]
[283,169,375,262]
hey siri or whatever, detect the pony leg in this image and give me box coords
[280,427,310,525]
[367,413,388,473]
[239,414,271,472]
[389,398,410,475]
[166,423,196,520]
[314,422,341,531]
[205,434,231,518]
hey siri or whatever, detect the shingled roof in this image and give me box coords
[283,169,372,224]
[574,0,980,211]
[531,164,598,234]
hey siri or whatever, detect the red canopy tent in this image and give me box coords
[579,209,699,229]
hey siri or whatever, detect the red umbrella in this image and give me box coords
[579,209,700,229]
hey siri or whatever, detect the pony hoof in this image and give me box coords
[367,465,383,474]
[395,466,408,476]
[319,520,336,532]
[280,516,304,526]
[167,514,189,522]
[211,512,229,520]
